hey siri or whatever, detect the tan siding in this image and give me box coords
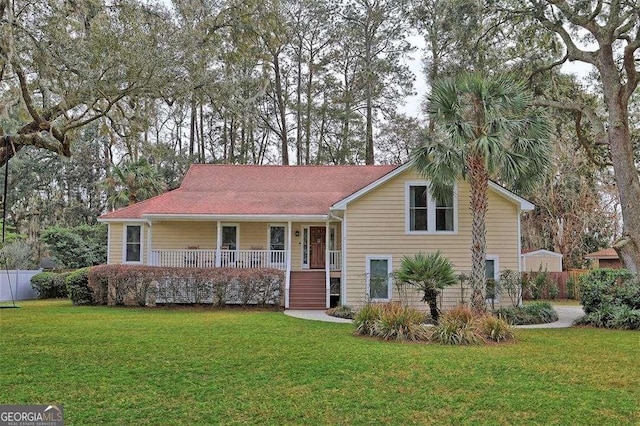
[153,221,216,250]
[344,168,520,311]
[108,222,148,265]
[109,223,123,264]
[522,254,562,272]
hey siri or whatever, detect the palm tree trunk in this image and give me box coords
[468,153,488,313]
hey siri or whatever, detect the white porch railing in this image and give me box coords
[220,250,287,270]
[149,249,288,271]
[150,249,216,268]
[329,250,341,271]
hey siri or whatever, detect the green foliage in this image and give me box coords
[353,303,383,337]
[326,305,354,319]
[577,269,640,329]
[430,306,482,345]
[499,269,523,308]
[30,272,68,299]
[478,315,514,343]
[494,302,559,325]
[66,268,92,305]
[40,224,107,269]
[394,251,457,323]
[0,239,37,269]
[87,265,285,307]
[353,303,431,342]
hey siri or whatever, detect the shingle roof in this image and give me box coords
[584,248,619,259]
[100,164,400,219]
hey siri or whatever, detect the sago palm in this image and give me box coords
[413,73,551,313]
[395,251,457,323]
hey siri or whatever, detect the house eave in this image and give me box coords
[141,213,330,222]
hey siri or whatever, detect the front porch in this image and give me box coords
[149,248,341,271]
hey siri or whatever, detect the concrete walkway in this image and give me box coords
[284,305,585,328]
[514,305,584,329]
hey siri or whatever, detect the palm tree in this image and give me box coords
[413,73,551,313]
[395,251,457,323]
[105,158,167,209]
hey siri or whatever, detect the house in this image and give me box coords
[520,249,563,273]
[585,248,622,269]
[99,162,533,310]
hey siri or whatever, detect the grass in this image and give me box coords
[1,300,639,425]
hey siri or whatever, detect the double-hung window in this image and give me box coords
[406,183,456,233]
[125,225,142,263]
[366,256,392,301]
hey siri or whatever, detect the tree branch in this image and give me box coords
[532,98,607,146]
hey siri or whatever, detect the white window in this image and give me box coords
[221,225,238,250]
[405,182,456,234]
[486,256,499,302]
[268,225,286,264]
[366,256,392,301]
[124,225,142,263]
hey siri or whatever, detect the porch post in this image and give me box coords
[325,219,330,309]
[285,221,292,308]
[147,220,153,266]
[215,221,222,267]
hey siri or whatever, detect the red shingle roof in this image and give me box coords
[585,248,619,259]
[100,164,400,219]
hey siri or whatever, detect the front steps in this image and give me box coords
[289,271,326,309]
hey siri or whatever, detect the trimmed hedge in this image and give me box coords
[30,272,68,299]
[66,268,91,305]
[87,265,285,307]
[494,302,559,325]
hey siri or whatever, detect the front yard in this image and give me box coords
[1,300,638,424]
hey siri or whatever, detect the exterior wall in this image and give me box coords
[152,221,216,249]
[522,254,563,272]
[343,168,521,311]
[107,222,148,265]
[597,259,622,269]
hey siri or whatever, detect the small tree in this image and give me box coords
[395,251,457,323]
[499,269,523,308]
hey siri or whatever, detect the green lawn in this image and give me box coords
[1,300,638,425]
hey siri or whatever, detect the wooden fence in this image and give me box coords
[522,269,589,300]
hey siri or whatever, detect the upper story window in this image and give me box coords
[125,225,142,263]
[406,182,456,234]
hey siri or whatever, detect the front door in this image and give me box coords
[309,226,326,269]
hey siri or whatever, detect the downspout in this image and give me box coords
[285,221,292,309]
[329,209,345,306]
[325,219,330,309]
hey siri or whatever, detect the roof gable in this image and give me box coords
[331,163,535,211]
[521,249,563,258]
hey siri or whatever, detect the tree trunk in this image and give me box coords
[599,53,640,273]
[468,153,488,313]
[273,52,289,165]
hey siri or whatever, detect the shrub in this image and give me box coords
[372,304,430,342]
[494,302,558,325]
[0,239,37,269]
[353,303,382,337]
[579,268,635,314]
[430,306,482,345]
[30,272,68,299]
[66,268,92,305]
[499,269,522,308]
[478,315,514,342]
[327,305,354,319]
[40,224,107,269]
[86,265,284,307]
[566,276,577,299]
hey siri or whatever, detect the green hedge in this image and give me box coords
[30,272,68,299]
[66,268,92,305]
[576,268,640,329]
[87,265,285,307]
[494,302,559,325]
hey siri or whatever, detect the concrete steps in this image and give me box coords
[289,271,326,309]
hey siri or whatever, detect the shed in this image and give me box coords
[585,248,622,269]
[521,249,563,272]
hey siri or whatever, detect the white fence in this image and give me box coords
[0,269,42,302]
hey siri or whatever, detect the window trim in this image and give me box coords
[221,223,240,251]
[405,181,458,235]
[366,255,393,302]
[123,223,143,264]
[485,255,499,302]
